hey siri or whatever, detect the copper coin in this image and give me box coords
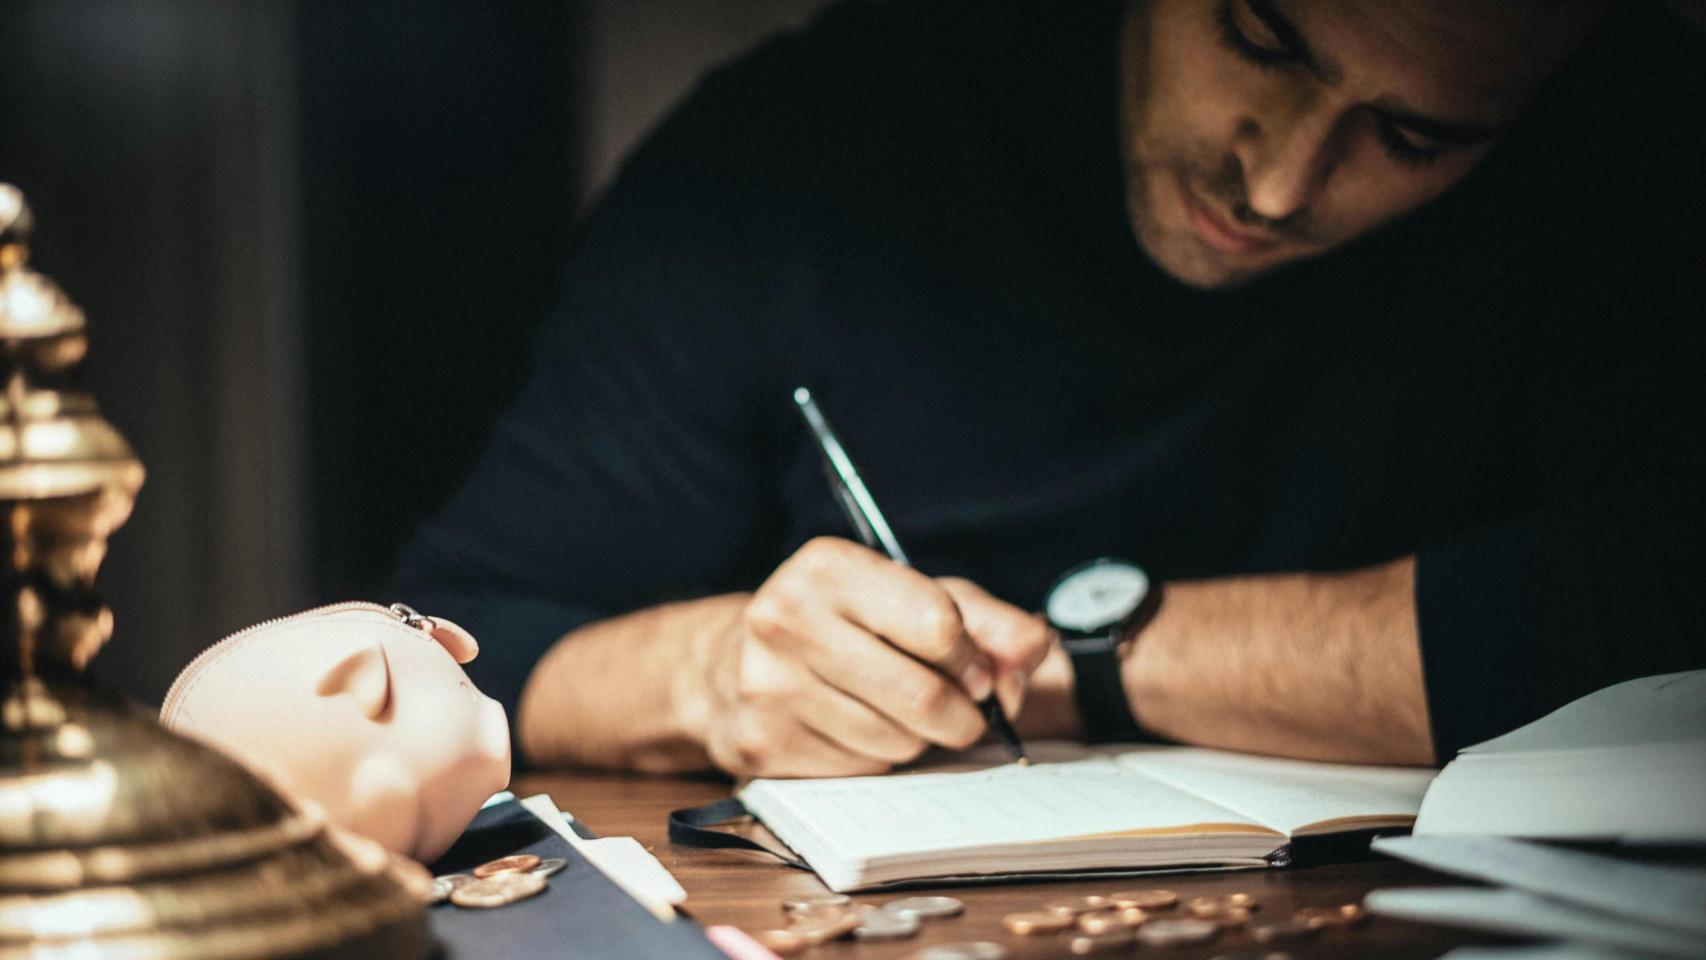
[790,908,862,945]
[1295,904,1365,928]
[1213,907,1254,928]
[1041,895,1111,915]
[755,929,808,957]
[448,872,547,908]
[1109,888,1178,910]
[472,854,543,879]
[1003,911,1076,935]
[1069,930,1135,954]
[1250,920,1318,943]
[1186,893,1258,917]
[1136,917,1219,946]
[1076,908,1147,934]
[915,943,1009,960]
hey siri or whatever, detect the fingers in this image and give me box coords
[776,537,993,697]
[797,684,929,767]
[935,578,1055,713]
[748,593,986,749]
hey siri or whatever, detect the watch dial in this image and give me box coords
[1047,561,1148,632]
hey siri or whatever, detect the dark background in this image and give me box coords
[0,0,1700,705]
[0,0,819,704]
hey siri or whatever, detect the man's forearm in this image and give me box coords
[1121,557,1435,765]
[517,593,748,773]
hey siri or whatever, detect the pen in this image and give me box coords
[792,386,1030,766]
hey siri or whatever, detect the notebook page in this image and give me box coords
[1115,748,1433,835]
[1465,670,1706,755]
[740,757,1271,862]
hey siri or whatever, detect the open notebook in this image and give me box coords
[740,746,1434,892]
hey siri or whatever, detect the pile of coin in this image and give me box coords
[430,853,569,910]
[753,894,968,956]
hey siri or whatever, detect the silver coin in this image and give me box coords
[429,872,474,904]
[1210,953,1294,960]
[1136,917,1219,946]
[530,857,568,878]
[914,943,1008,960]
[854,906,921,940]
[885,895,965,919]
[782,893,852,913]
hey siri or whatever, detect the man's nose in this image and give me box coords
[1233,98,1340,222]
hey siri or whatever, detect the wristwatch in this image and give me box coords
[1045,557,1161,743]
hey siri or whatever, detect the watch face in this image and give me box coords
[1046,559,1148,632]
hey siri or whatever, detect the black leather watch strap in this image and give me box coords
[1064,582,1164,744]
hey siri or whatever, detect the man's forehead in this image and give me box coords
[1277,0,1594,119]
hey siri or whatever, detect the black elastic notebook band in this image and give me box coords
[667,797,811,870]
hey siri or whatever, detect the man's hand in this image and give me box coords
[690,537,1052,778]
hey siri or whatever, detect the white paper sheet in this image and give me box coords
[1118,747,1433,834]
[1374,835,1706,937]
[1440,945,1661,960]
[1365,887,1706,960]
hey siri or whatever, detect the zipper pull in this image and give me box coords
[388,602,436,631]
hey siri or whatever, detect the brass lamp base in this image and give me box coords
[0,185,434,958]
[0,678,435,960]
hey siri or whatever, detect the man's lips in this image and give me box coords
[1177,174,1279,256]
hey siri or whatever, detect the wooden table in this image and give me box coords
[516,768,1502,959]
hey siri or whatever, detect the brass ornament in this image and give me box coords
[0,183,433,959]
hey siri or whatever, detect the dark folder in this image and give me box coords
[428,800,727,960]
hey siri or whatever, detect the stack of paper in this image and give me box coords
[1369,836,1706,959]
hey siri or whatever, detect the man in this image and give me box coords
[397,0,1704,777]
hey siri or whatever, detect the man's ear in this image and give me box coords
[315,641,392,720]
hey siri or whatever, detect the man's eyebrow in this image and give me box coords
[1370,100,1498,145]
[1246,0,1341,82]
[1247,0,1499,147]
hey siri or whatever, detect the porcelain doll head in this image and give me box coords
[161,603,511,862]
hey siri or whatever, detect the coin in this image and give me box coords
[530,857,568,879]
[1002,910,1077,935]
[782,893,852,913]
[1135,917,1219,946]
[1209,953,1295,960]
[854,906,921,941]
[1295,904,1365,928]
[1041,895,1110,915]
[1076,908,1147,934]
[885,895,965,919]
[1212,906,1254,928]
[1109,888,1178,910]
[755,929,807,957]
[429,873,474,904]
[914,942,1009,960]
[1069,930,1136,954]
[472,854,543,879]
[1250,919,1318,943]
[789,908,862,945]
[1186,893,1257,917]
[448,872,547,908]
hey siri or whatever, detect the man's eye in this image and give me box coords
[1374,120,1444,168]
[1216,0,1292,68]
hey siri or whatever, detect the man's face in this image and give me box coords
[1120,0,1596,288]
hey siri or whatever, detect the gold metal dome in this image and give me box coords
[0,183,433,960]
